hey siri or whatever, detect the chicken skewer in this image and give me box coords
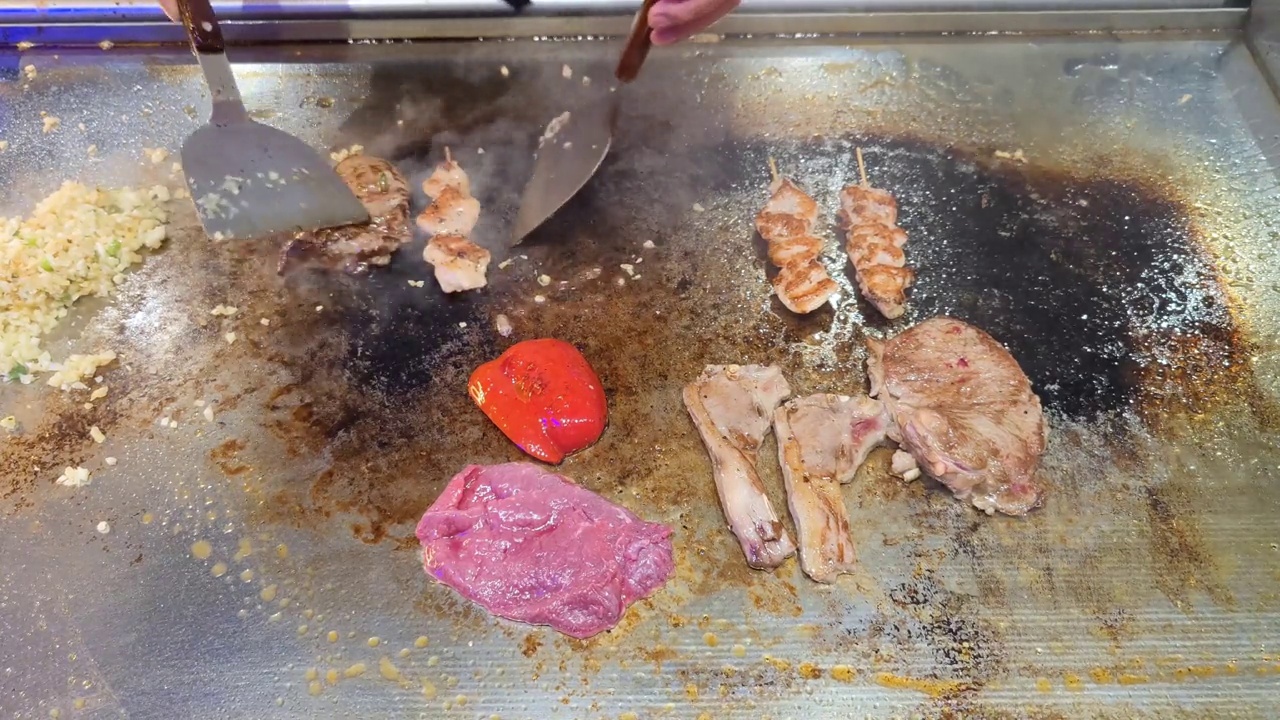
[755,159,839,315]
[773,394,890,583]
[839,148,915,319]
[420,147,491,293]
[684,365,798,569]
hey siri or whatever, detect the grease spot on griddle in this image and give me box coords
[1144,483,1234,611]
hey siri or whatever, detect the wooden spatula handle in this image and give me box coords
[176,0,227,55]
[615,0,660,83]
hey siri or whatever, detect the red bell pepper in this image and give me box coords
[467,339,608,464]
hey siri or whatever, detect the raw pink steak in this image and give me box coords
[414,463,675,639]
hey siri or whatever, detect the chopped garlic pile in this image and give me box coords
[1,182,170,383]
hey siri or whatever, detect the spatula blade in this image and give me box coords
[181,121,369,241]
[512,99,616,245]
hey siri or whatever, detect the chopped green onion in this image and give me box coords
[39,258,53,272]
[7,362,28,381]
[105,239,121,257]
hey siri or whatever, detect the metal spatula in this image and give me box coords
[175,0,368,240]
[511,0,659,244]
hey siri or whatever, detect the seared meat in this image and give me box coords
[839,150,914,319]
[683,364,797,569]
[755,169,838,315]
[774,394,890,583]
[278,154,411,273]
[422,153,471,199]
[416,185,481,238]
[868,317,1047,516]
[424,234,492,294]
[772,259,839,315]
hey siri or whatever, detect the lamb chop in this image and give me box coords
[868,317,1047,516]
[774,394,890,583]
[755,163,838,315]
[838,149,915,320]
[278,154,411,274]
[683,365,797,569]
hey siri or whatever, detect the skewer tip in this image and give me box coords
[767,156,779,183]
[855,147,869,187]
[444,146,453,164]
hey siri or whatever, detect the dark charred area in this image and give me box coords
[1143,483,1235,611]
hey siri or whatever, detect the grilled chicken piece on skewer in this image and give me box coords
[417,185,481,238]
[868,317,1047,516]
[278,154,412,274]
[683,365,798,569]
[422,149,471,200]
[424,234,492,293]
[755,162,838,315]
[417,149,491,293]
[774,394,891,583]
[839,149,915,319]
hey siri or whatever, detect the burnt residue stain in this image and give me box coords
[1144,483,1235,611]
[209,438,251,477]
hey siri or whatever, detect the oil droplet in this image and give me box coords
[1118,673,1149,685]
[798,662,822,680]
[379,657,401,682]
[367,636,380,648]
[327,631,339,643]
[1035,677,1052,692]
[140,512,154,524]
[302,608,314,620]
[304,668,318,682]
[1089,668,1114,684]
[210,562,228,577]
[697,713,712,720]
[325,668,339,686]
[731,644,746,657]
[190,540,212,560]
[260,584,277,602]
[234,538,253,561]
[344,663,367,678]
[268,612,282,622]
[427,655,440,667]
[684,683,698,700]
[831,665,856,682]
[307,680,322,696]
[72,700,85,710]
[49,709,60,719]
[414,635,429,649]
[275,543,289,559]
[1064,674,1084,691]
[239,569,254,583]
[398,648,411,659]
[454,694,468,707]
[620,713,638,720]
[422,679,438,700]
[702,632,718,647]
[763,655,791,672]
[297,625,309,636]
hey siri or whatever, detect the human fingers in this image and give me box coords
[648,0,740,46]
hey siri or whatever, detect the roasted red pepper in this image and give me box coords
[467,339,608,464]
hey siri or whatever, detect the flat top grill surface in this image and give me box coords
[2,32,1280,719]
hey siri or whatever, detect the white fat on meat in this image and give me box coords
[868,317,1047,516]
[424,235,491,294]
[683,364,797,569]
[774,394,890,583]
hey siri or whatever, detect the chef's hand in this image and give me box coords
[648,0,740,46]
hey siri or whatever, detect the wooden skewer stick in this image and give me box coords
[768,156,780,184]
[856,147,869,188]
[444,146,453,164]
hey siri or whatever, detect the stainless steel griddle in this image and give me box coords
[3,2,1280,718]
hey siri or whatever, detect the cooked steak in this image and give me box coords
[278,155,412,273]
[868,317,1047,515]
